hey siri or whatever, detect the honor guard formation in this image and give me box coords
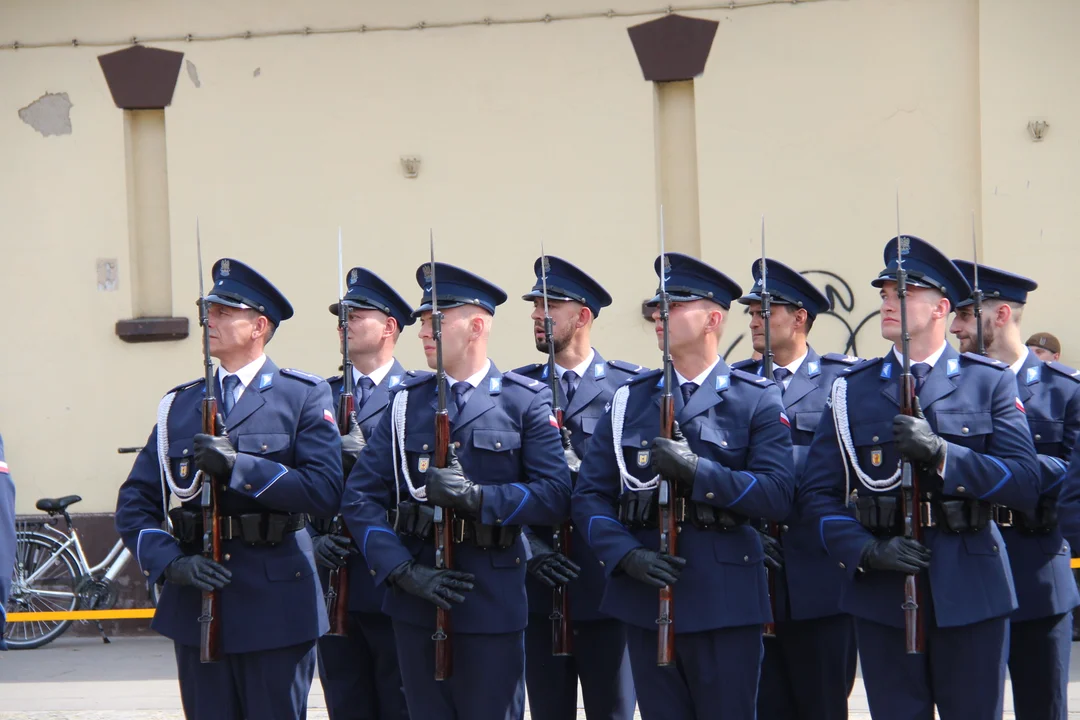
[106,226,1080,720]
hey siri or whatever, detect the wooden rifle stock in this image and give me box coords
[326,392,356,637]
[551,407,573,657]
[656,394,676,666]
[899,374,925,654]
[199,397,223,663]
[433,411,454,680]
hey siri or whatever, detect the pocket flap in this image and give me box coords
[935,411,993,438]
[237,433,290,454]
[700,424,749,450]
[579,416,599,437]
[473,430,521,452]
[850,421,893,447]
[265,553,316,582]
[1028,419,1064,444]
[167,437,194,459]
[794,411,823,433]
[404,433,436,453]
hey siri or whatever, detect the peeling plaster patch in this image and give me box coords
[253,67,261,78]
[186,60,201,88]
[19,92,73,137]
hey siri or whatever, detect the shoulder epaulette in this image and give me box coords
[502,371,546,392]
[961,352,1008,370]
[511,363,543,376]
[607,359,646,374]
[730,359,759,372]
[627,368,664,386]
[280,368,325,385]
[326,374,343,386]
[398,370,435,390]
[166,378,203,395]
[840,356,882,375]
[1046,361,1080,382]
[821,353,862,365]
[731,369,775,388]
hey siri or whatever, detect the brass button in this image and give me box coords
[370,569,377,576]
[720,441,728,447]
[224,554,231,561]
[261,444,268,451]
[993,546,999,553]
[872,435,879,443]
[423,443,429,451]
[641,440,648,447]
[743,555,749,562]
[182,448,189,455]
[956,486,966,493]
[1035,434,1042,441]
[706,492,715,500]
[495,442,502,449]
[144,570,150,577]
[961,427,969,434]
[244,484,253,490]
[839,562,846,569]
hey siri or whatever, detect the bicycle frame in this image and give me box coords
[16,524,131,598]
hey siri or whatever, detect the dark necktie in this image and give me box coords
[680,382,697,406]
[452,381,471,414]
[222,374,240,418]
[910,363,931,394]
[356,376,376,409]
[562,370,578,406]
[772,367,792,386]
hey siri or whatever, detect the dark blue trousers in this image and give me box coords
[524,616,636,720]
[393,619,526,720]
[1008,611,1072,720]
[174,639,316,720]
[624,623,762,720]
[316,611,408,720]
[757,613,857,720]
[856,614,1008,720]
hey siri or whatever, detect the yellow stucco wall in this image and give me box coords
[1,0,1075,511]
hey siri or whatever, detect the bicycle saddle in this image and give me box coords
[36,495,83,513]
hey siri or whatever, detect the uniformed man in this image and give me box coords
[801,236,1040,720]
[341,262,572,720]
[731,259,858,720]
[312,268,414,720]
[1027,332,1062,362]
[572,252,796,720]
[513,256,641,720]
[0,433,14,651]
[115,259,343,720]
[949,261,1080,720]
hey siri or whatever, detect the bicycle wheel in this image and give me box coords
[4,531,81,649]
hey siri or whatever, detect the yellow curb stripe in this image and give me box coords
[6,608,156,622]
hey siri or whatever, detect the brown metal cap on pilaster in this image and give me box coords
[627,14,719,82]
[98,45,184,110]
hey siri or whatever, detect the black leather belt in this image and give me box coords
[170,508,306,547]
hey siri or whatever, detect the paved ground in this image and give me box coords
[4,635,1080,718]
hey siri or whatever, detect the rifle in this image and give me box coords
[759,216,779,640]
[970,211,985,356]
[429,230,455,681]
[656,205,677,667]
[539,244,573,657]
[196,220,223,664]
[895,195,925,655]
[326,227,353,637]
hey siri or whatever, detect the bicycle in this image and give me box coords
[3,446,159,650]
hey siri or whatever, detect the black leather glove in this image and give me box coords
[616,548,687,588]
[561,426,582,474]
[859,537,931,574]
[164,555,232,592]
[425,446,483,516]
[340,412,366,477]
[193,413,236,478]
[313,533,354,570]
[386,561,476,611]
[650,421,698,492]
[526,532,581,588]
[893,398,946,468]
[759,529,784,572]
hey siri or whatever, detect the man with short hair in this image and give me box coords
[116,258,343,720]
[573,252,796,719]
[950,262,1080,720]
[801,236,1040,720]
[313,267,414,720]
[341,262,571,720]
[733,259,859,720]
[514,255,641,720]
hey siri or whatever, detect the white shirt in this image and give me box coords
[774,351,808,390]
[555,348,595,382]
[675,356,722,388]
[892,341,948,369]
[353,359,396,389]
[217,355,267,406]
[1008,348,1030,376]
[445,359,493,390]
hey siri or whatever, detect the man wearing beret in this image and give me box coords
[115,259,344,719]
[341,262,571,720]
[312,267,414,720]
[1027,332,1063,362]
[732,259,859,720]
[801,236,1040,719]
[948,261,1080,720]
[573,252,796,719]
[513,255,642,720]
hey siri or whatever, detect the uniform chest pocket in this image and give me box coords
[1028,419,1064,452]
[167,438,196,484]
[934,411,993,450]
[404,434,436,477]
[620,430,657,478]
[699,425,750,466]
[237,433,291,456]
[849,421,898,481]
[794,411,823,434]
[472,429,521,453]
